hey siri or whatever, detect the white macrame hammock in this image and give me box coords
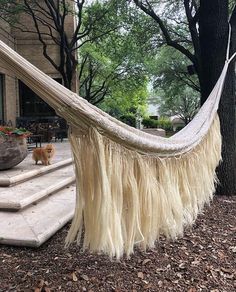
[0,28,235,258]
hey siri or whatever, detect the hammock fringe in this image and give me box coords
[65,114,222,259]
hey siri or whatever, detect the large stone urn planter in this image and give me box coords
[0,135,28,170]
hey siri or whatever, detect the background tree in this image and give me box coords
[78,12,151,109]
[0,0,120,90]
[157,87,199,125]
[0,0,151,115]
[131,0,236,195]
[148,45,200,124]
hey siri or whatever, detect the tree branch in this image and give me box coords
[133,0,197,65]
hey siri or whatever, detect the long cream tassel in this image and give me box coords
[65,115,221,259]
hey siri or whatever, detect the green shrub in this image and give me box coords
[142,117,158,128]
[157,117,173,131]
[175,125,185,132]
[120,114,136,127]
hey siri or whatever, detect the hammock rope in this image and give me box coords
[0,25,235,258]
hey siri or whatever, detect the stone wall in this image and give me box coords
[11,0,76,90]
[0,1,76,126]
[0,19,18,125]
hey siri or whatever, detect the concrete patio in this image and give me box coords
[0,140,76,247]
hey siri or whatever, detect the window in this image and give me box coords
[0,74,4,122]
[19,79,62,117]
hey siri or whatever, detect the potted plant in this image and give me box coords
[0,126,31,170]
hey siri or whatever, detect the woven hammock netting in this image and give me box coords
[0,38,235,258]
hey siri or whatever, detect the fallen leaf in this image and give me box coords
[229,246,236,253]
[81,274,89,281]
[156,268,165,273]
[179,263,186,270]
[191,260,200,266]
[217,251,226,259]
[221,267,232,273]
[2,254,12,258]
[157,280,163,287]
[142,259,151,265]
[137,272,144,279]
[176,272,182,278]
[22,272,32,281]
[36,279,44,288]
[225,273,234,279]
[72,272,78,282]
[144,283,152,289]
[188,288,197,292]
[210,270,218,280]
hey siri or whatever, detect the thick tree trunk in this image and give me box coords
[217,7,236,195]
[199,0,236,195]
[199,0,229,103]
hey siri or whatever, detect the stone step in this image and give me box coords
[0,165,75,210]
[0,158,73,187]
[0,185,75,247]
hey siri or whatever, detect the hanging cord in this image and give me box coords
[227,4,236,63]
[226,24,236,64]
[226,24,231,62]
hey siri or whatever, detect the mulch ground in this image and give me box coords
[0,196,235,292]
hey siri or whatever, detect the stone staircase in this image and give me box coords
[0,143,76,247]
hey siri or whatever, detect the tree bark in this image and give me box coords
[199,0,236,195]
[199,0,229,103]
[217,6,236,195]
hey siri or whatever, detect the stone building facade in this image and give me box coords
[0,19,18,125]
[0,6,75,126]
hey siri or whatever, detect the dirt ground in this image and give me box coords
[0,196,235,292]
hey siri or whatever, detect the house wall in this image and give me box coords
[0,1,76,126]
[11,0,76,89]
[0,19,18,125]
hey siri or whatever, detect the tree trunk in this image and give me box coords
[217,6,236,195]
[199,0,229,103]
[199,0,236,195]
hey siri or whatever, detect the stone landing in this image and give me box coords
[0,141,76,247]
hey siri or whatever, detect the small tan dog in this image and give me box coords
[32,144,55,166]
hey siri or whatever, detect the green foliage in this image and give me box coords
[100,80,148,118]
[148,46,200,124]
[78,1,151,113]
[142,116,173,130]
[0,126,31,137]
[148,46,200,95]
[0,0,24,25]
[157,117,173,131]
[176,125,185,132]
[119,114,136,127]
[142,117,158,128]
[157,86,200,125]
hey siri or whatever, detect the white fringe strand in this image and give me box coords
[65,115,222,259]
